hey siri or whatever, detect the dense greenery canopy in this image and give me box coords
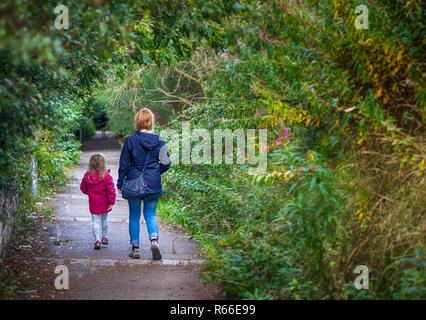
[0,0,230,190]
[0,0,424,299]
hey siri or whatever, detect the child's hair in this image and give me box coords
[88,153,107,180]
[134,108,155,131]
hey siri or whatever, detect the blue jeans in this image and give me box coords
[128,198,159,245]
[91,214,108,242]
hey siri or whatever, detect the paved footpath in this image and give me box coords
[41,131,223,299]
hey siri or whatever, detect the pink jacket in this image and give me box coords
[80,169,116,214]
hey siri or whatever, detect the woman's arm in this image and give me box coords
[117,137,131,190]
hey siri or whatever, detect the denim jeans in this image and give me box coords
[128,198,159,245]
[91,214,108,242]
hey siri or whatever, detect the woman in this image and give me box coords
[117,108,171,260]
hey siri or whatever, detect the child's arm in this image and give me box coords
[105,174,116,207]
[80,177,88,195]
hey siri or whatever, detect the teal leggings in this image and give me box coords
[91,214,108,242]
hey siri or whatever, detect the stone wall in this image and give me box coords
[0,192,19,255]
[0,154,37,255]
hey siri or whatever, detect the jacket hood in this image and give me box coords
[84,169,110,184]
[135,130,160,151]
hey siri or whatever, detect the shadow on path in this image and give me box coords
[80,131,121,151]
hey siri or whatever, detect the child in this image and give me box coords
[80,153,116,250]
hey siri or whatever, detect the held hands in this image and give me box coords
[117,189,122,194]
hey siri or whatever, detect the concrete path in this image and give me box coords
[42,131,223,299]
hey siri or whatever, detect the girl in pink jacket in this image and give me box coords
[80,153,116,250]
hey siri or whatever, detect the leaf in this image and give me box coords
[374,88,382,99]
[344,107,356,113]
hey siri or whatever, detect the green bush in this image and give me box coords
[34,130,81,195]
[160,136,346,299]
[86,119,96,137]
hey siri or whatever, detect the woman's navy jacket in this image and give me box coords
[117,130,171,196]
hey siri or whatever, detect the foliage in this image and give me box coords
[160,126,346,299]
[34,130,81,195]
[1,0,425,300]
[96,62,204,136]
[157,0,425,299]
[0,0,226,193]
[396,247,426,299]
[86,119,96,137]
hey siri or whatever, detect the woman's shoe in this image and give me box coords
[151,239,162,260]
[129,245,140,259]
[94,241,101,250]
[102,237,108,245]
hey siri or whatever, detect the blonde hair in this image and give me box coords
[134,108,155,131]
[88,153,107,180]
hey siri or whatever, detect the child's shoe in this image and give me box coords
[94,241,101,250]
[102,237,108,245]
